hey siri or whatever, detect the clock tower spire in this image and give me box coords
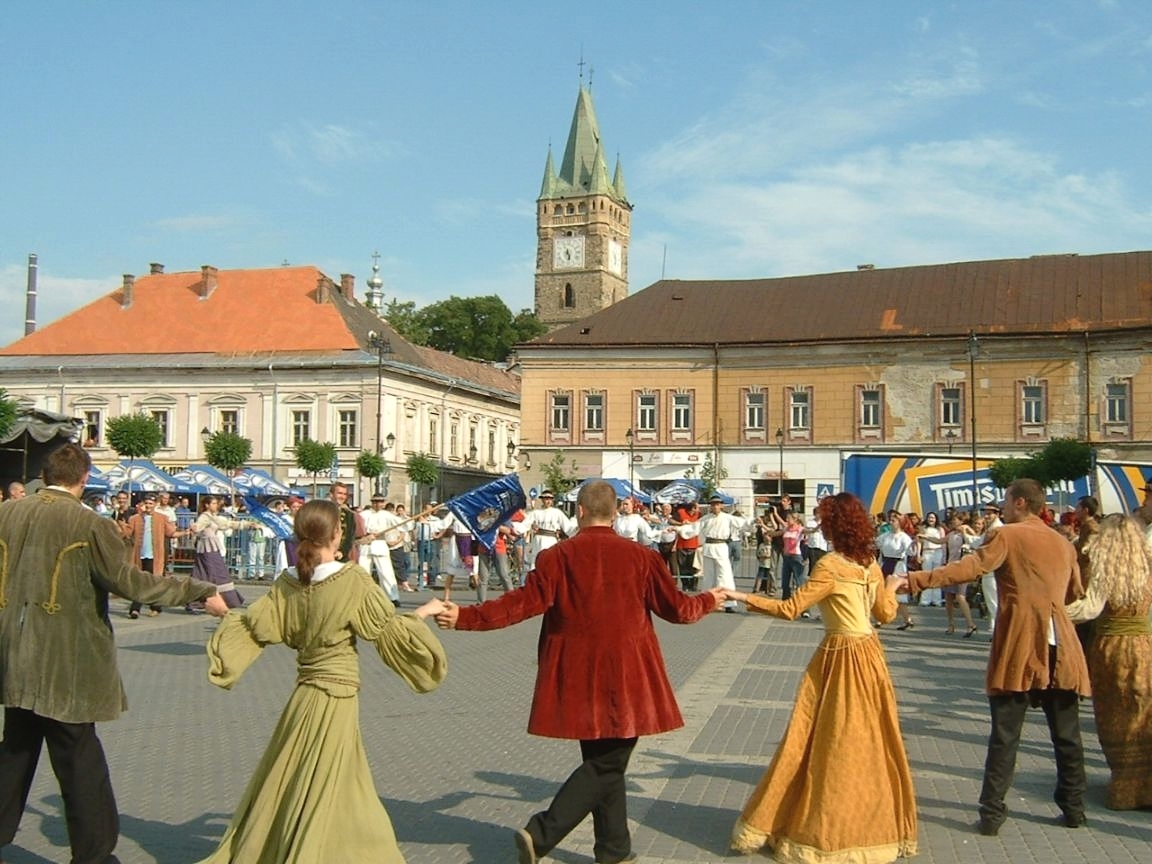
[534,83,631,330]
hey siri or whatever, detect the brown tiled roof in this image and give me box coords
[1,265,520,398]
[528,251,1152,348]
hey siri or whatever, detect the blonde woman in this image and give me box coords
[1066,514,1152,810]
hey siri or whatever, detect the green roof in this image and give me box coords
[540,86,627,205]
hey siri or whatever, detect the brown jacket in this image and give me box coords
[125,510,177,574]
[909,514,1089,698]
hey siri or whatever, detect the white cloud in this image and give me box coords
[0,265,115,348]
[153,213,246,233]
[272,122,398,166]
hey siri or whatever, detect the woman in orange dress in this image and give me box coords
[727,492,918,862]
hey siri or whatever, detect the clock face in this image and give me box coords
[553,236,585,270]
[608,239,623,276]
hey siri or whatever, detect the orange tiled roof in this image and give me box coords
[1,266,359,356]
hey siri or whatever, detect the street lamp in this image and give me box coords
[380,433,396,496]
[625,428,635,497]
[200,426,212,446]
[967,331,980,512]
[775,427,785,499]
[467,443,478,465]
[506,438,516,469]
[944,428,957,454]
[367,329,391,448]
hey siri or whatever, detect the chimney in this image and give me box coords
[199,265,218,300]
[24,253,37,336]
[339,273,355,300]
[315,274,333,305]
[149,262,164,274]
[857,263,875,271]
[121,274,135,309]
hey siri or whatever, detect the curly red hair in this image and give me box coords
[817,493,877,566]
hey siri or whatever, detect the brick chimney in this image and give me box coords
[121,274,135,308]
[149,262,164,274]
[315,274,334,304]
[339,273,355,300]
[199,265,218,300]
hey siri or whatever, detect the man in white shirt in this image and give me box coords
[698,494,745,613]
[613,498,654,545]
[516,490,576,568]
[361,493,400,602]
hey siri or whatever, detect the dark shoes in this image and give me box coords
[128,610,139,619]
[1061,812,1087,829]
[596,856,638,863]
[977,818,1001,836]
[514,828,537,864]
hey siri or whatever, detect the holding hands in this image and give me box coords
[414,598,447,621]
[434,600,460,630]
[886,575,908,594]
[205,594,229,617]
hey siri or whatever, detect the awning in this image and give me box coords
[101,460,209,495]
[652,479,734,505]
[231,467,293,497]
[563,477,652,504]
[171,464,247,496]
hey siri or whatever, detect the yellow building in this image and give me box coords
[516,251,1152,511]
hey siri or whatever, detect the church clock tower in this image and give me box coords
[535,84,631,330]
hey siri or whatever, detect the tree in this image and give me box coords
[405,453,439,508]
[540,450,579,496]
[0,389,17,441]
[356,450,387,495]
[697,451,729,500]
[385,295,546,362]
[293,439,337,497]
[987,456,1035,491]
[205,431,253,503]
[987,438,1094,505]
[106,413,164,498]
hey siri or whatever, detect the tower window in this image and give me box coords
[563,284,575,308]
[566,204,575,215]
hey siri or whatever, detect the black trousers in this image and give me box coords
[980,670,1086,825]
[526,737,637,864]
[128,557,161,615]
[0,707,120,864]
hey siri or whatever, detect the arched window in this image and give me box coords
[566,204,575,215]
[563,284,575,308]
[554,204,562,216]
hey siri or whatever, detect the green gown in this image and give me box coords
[196,562,447,864]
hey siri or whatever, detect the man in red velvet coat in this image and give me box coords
[437,480,722,864]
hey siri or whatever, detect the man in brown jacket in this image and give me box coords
[123,493,181,618]
[906,478,1090,836]
[0,444,227,864]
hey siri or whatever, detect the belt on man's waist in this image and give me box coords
[705,537,729,543]
[536,529,558,536]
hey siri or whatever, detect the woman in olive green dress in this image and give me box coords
[197,500,447,864]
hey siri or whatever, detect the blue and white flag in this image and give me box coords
[242,496,294,541]
[447,473,527,549]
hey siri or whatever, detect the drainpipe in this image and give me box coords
[1083,332,1096,496]
[268,362,279,478]
[712,342,721,479]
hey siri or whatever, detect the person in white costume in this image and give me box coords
[515,490,576,568]
[613,497,656,545]
[360,493,400,602]
[698,494,747,613]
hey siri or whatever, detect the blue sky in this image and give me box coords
[2,0,1150,347]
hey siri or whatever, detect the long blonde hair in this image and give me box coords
[1085,514,1152,610]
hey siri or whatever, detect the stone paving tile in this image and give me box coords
[2,581,1150,863]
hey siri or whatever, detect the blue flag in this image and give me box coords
[446,473,527,549]
[242,496,295,541]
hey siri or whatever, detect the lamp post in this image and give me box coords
[625,428,635,498]
[775,427,785,499]
[945,428,957,454]
[382,433,395,496]
[506,438,516,470]
[367,328,390,465]
[467,443,478,466]
[967,331,980,512]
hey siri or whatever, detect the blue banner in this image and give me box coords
[242,496,295,541]
[446,473,527,548]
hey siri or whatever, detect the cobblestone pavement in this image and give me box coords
[3,566,1150,863]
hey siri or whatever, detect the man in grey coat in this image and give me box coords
[0,443,227,864]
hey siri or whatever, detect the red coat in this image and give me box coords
[455,525,714,740]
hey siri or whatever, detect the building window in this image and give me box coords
[219,409,240,436]
[672,393,692,431]
[450,421,459,458]
[940,386,962,427]
[1022,384,1044,425]
[789,389,810,431]
[292,410,311,444]
[83,410,102,447]
[584,392,604,432]
[488,429,496,465]
[745,390,765,431]
[550,393,571,432]
[1105,381,1128,423]
[149,410,170,447]
[429,415,439,454]
[338,410,358,448]
[860,389,881,428]
[563,284,575,308]
[637,393,657,432]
